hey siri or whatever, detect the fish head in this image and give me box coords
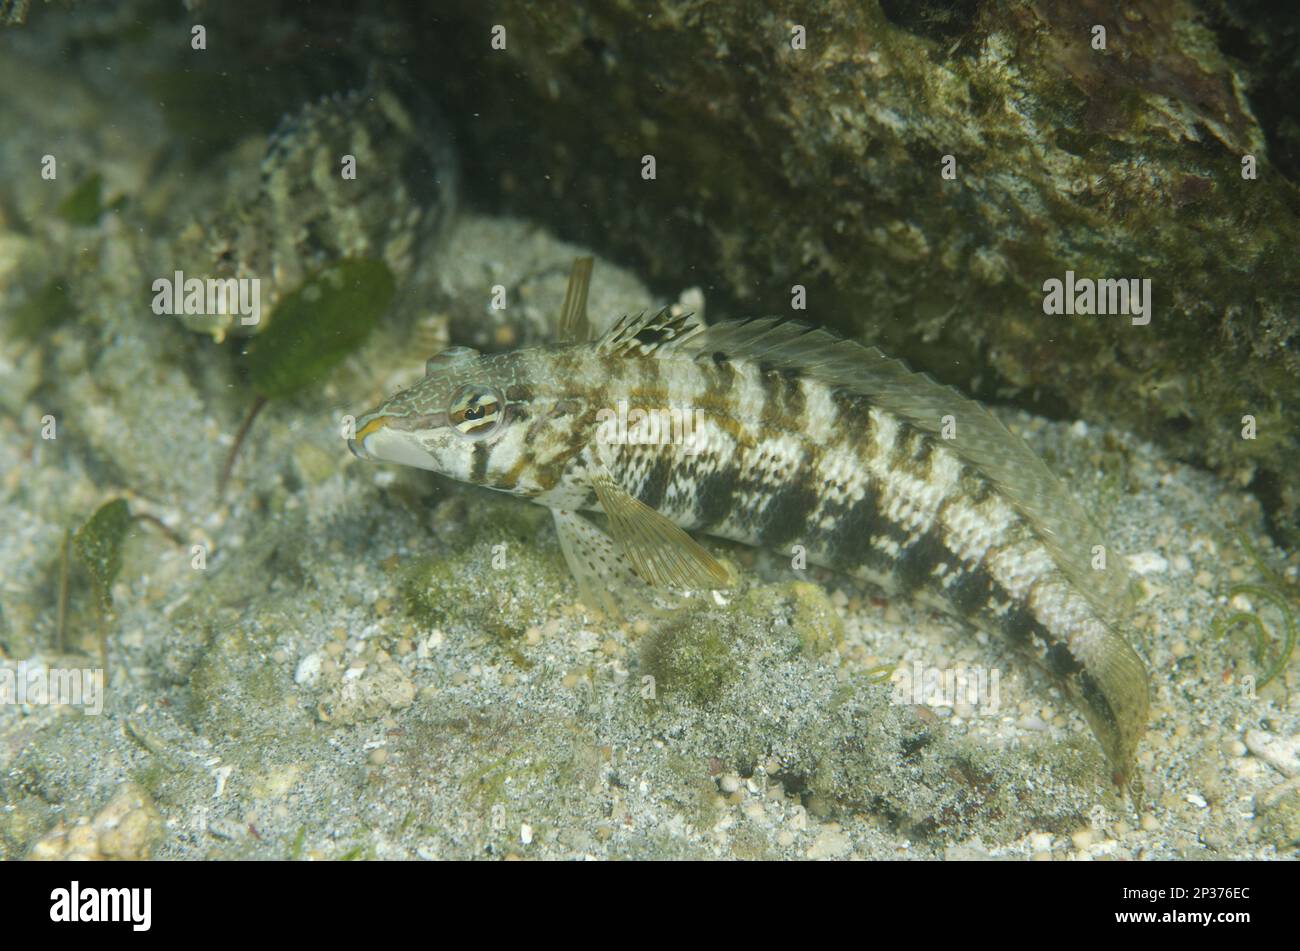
[348,345,584,495]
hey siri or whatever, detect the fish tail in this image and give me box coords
[1067,627,1150,789]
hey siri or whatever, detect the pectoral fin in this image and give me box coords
[590,471,735,591]
[551,508,674,618]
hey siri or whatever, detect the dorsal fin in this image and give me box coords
[556,257,594,344]
[679,317,1134,625]
[595,308,704,357]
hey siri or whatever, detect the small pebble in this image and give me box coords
[807,827,852,860]
[1244,729,1300,778]
[294,653,323,687]
[1128,551,1169,575]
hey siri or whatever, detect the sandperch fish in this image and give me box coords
[348,260,1151,786]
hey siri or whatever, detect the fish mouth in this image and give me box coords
[348,415,390,460]
[348,414,444,471]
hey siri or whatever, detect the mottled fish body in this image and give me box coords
[173,67,455,341]
[349,264,1150,785]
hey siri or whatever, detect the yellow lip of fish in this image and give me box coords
[355,416,389,442]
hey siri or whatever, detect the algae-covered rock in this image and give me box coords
[643,582,842,706]
[779,581,845,658]
[642,608,745,707]
[399,495,570,643]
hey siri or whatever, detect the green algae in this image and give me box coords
[56,173,104,226]
[663,752,723,832]
[8,277,74,342]
[246,258,395,400]
[220,257,397,497]
[1213,585,1297,689]
[74,498,130,615]
[399,549,559,645]
[628,573,1109,842]
[1211,534,1298,688]
[389,706,602,855]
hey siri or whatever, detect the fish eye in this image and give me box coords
[447,384,504,439]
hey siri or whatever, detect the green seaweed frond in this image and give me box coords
[1211,533,1298,688]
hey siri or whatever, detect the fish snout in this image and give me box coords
[348,414,390,461]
